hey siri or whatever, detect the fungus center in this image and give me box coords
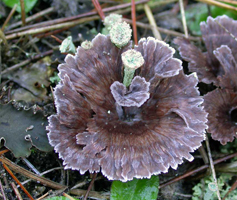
[110,76,150,122]
[230,108,237,124]
[121,107,142,124]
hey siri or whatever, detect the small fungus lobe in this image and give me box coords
[110,76,150,107]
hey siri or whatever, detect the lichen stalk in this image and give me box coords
[121,49,144,87]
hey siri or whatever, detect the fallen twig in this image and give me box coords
[5,0,149,35]
[7,7,55,30]
[217,0,237,4]
[222,178,237,200]
[0,30,8,48]
[0,179,7,200]
[2,163,34,200]
[198,145,209,164]
[83,173,97,200]
[159,152,237,189]
[11,182,23,200]
[6,16,99,40]
[144,3,162,40]
[0,156,67,190]
[63,193,75,200]
[1,49,53,75]
[132,0,138,44]
[92,0,105,20]
[21,167,63,186]
[70,189,110,200]
[197,0,237,11]
[22,158,41,175]
[205,134,221,200]
[124,18,201,41]
[179,0,188,38]
[36,190,51,200]
[70,176,103,190]
[1,4,17,31]
[19,0,26,26]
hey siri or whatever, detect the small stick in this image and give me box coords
[217,0,237,4]
[215,19,237,43]
[222,179,237,200]
[66,170,69,187]
[205,134,221,200]
[21,167,63,186]
[83,173,97,200]
[0,156,66,190]
[50,86,55,104]
[7,82,13,102]
[70,189,110,199]
[0,30,8,48]
[132,0,138,45]
[19,0,26,26]
[70,176,103,190]
[7,7,55,30]
[92,0,105,20]
[6,0,149,35]
[198,145,209,164]
[197,0,237,11]
[6,16,100,40]
[21,167,64,185]
[179,0,188,38]
[36,190,50,200]
[2,163,34,200]
[1,49,53,75]
[22,158,41,175]
[0,180,7,200]
[63,193,75,200]
[1,4,17,31]
[0,149,9,156]
[51,35,63,43]
[144,3,162,40]
[0,39,1,84]
[28,35,41,54]
[11,182,23,200]
[35,27,68,39]
[124,18,201,41]
[159,152,237,188]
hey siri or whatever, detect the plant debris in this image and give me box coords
[0,103,52,157]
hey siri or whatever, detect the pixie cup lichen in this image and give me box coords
[121,49,144,87]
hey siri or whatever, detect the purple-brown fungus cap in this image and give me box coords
[174,15,237,86]
[174,15,237,145]
[47,34,207,181]
[204,45,237,145]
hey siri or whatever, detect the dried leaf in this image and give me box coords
[0,103,52,157]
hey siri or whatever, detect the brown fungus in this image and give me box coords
[174,15,237,86]
[174,16,237,145]
[47,35,207,181]
[204,45,237,144]
[203,89,237,145]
